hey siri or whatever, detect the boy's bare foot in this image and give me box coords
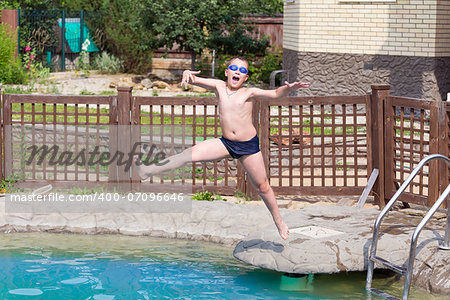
[133,155,150,180]
[276,221,290,240]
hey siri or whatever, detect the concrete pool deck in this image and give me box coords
[0,196,448,295]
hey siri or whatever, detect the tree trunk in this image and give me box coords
[189,49,197,70]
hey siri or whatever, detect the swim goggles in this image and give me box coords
[227,65,248,74]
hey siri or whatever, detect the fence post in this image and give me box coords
[116,86,133,192]
[2,94,12,178]
[108,95,118,188]
[428,101,450,207]
[442,103,450,208]
[370,85,390,207]
[258,98,270,198]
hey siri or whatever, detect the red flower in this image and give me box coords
[30,55,35,60]
[25,46,31,52]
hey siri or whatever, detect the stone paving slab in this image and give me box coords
[233,204,449,295]
[0,197,448,295]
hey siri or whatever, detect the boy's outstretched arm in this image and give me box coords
[250,81,310,100]
[181,70,223,91]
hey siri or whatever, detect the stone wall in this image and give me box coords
[283,49,450,100]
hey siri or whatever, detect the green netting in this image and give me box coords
[58,21,99,53]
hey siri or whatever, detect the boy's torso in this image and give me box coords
[216,83,257,141]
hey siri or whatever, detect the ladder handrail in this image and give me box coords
[366,153,450,300]
[403,183,450,299]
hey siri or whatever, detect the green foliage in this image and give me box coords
[0,0,19,9]
[99,0,157,73]
[239,0,283,14]
[3,0,62,9]
[211,50,282,85]
[259,49,282,84]
[2,85,33,94]
[79,89,95,95]
[18,10,59,66]
[210,26,269,57]
[0,23,26,84]
[93,51,123,74]
[75,39,91,77]
[22,43,50,81]
[143,0,268,69]
[0,60,27,84]
[234,190,251,202]
[0,173,22,193]
[0,23,16,67]
[192,190,225,201]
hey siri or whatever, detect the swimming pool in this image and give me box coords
[0,233,445,299]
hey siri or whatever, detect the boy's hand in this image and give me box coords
[181,70,201,86]
[284,81,310,90]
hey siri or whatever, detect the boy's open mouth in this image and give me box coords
[232,75,240,84]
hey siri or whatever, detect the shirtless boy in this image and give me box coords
[134,57,310,240]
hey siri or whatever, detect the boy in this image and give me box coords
[135,57,310,240]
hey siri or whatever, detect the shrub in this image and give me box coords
[100,0,156,73]
[206,49,282,86]
[0,23,26,84]
[22,43,50,81]
[93,51,123,74]
[259,49,283,84]
[192,191,224,201]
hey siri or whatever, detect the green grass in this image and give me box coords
[192,190,225,201]
[176,93,215,97]
[269,125,366,136]
[11,103,111,124]
[79,89,96,95]
[98,90,116,95]
[2,86,34,94]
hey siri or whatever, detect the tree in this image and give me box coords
[98,0,158,73]
[142,0,268,70]
[239,0,283,15]
[63,0,158,73]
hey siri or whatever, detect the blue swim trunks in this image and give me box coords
[219,135,260,159]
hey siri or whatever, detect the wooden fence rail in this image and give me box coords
[1,85,448,207]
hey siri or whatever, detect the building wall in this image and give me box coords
[283,0,450,100]
[284,0,450,57]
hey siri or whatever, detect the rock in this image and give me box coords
[193,86,208,93]
[141,78,153,89]
[182,83,191,91]
[132,75,146,84]
[134,83,144,90]
[153,80,170,89]
[109,80,118,88]
[118,77,133,86]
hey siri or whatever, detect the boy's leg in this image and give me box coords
[134,138,230,179]
[239,151,289,240]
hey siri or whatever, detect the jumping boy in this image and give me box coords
[134,57,310,240]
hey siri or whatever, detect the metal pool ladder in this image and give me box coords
[365,154,450,300]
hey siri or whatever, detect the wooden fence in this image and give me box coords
[1,85,448,207]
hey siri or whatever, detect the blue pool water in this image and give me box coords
[0,233,444,299]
